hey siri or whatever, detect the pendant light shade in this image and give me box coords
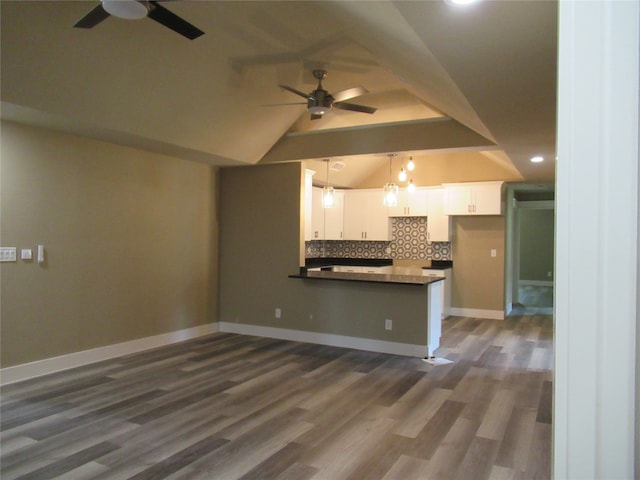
[383,183,399,206]
[398,167,407,182]
[383,153,398,206]
[407,156,415,171]
[323,186,335,208]
[407,179,416,193]
[322,159,334,208]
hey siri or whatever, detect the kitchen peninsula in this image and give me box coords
[289,269,444,358]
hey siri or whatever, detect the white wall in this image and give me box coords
[555,1,639,478]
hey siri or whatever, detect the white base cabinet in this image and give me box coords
[422,268,451,319]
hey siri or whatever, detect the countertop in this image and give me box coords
[304,257,452,271]
[289,270,445,286]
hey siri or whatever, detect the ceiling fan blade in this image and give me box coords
[262,102,307,107]
[147,1,204,40]
[334,102,377,114]
[310,114,324,121]
[279,85,311,100]
[74,3,110,29]
[331,86,369,103]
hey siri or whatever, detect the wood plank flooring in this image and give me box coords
[1,314,553,480]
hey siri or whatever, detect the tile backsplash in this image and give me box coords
[306,217,451,260]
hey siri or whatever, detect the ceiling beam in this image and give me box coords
[259,117,496,163]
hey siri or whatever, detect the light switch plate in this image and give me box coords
[0,247,17,262]
[21,249,33,260]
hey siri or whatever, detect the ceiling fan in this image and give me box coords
[278,69,377,120]
[74,0,204,40]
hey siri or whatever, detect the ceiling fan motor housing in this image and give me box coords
[308,89,333,114]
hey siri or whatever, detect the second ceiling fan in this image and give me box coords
[279,69,377,120]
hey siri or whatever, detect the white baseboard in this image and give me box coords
[449,308,505,320]
[218,322,426,358]
[0,323,219,386]
[520,280,554,287]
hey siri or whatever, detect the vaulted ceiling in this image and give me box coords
[0,1,557,186]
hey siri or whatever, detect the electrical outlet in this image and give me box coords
[547,271,552,277]
[275,308,281,319]
[385,319,392,331]
[491,249,497,257]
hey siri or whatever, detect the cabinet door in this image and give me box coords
[343,190,391,241]
[343,190,366,240]
[444,182,503,215]
[407,188,429,216]
[472,183,502,214]
[427,188,451,242]
[387,189,409,217]
[388,188,428,217]
[324,190,344,240]
[362,190,391,241]
[444,186,474,215]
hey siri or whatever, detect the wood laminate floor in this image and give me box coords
[1,315,553,480]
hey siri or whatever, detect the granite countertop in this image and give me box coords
[305,258,453,270]
[289,270,445,286]
[305,257,393,269]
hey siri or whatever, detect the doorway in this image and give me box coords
[505,185,555,316]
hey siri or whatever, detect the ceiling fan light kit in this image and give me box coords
[102,0,148,20]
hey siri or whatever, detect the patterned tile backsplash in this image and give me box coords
[306,217,451,260]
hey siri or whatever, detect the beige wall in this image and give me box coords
[355,151,524,189]
[0,122,218,367]
[451,216,505,311]
[218,162,433,346]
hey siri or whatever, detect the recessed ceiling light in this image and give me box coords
[530,156,544,163]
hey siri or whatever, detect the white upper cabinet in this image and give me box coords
[443,181,504,215]
[311,187,344,240]
[387,188,429,217]
[343,189,391,241]
[426,188,451,242]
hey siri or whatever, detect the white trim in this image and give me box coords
[555,1,638,478]
[519,280,553,287]
[218,322,426,357]
[448,308,505,320]
[0,323,219,385]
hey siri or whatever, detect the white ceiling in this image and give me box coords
[0,0,557,184]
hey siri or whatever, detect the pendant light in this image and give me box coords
[383,154,398,206]
[322,159,335,208]
[407,179,416,193]
[398,167,407,182]
[407,156,415,171]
